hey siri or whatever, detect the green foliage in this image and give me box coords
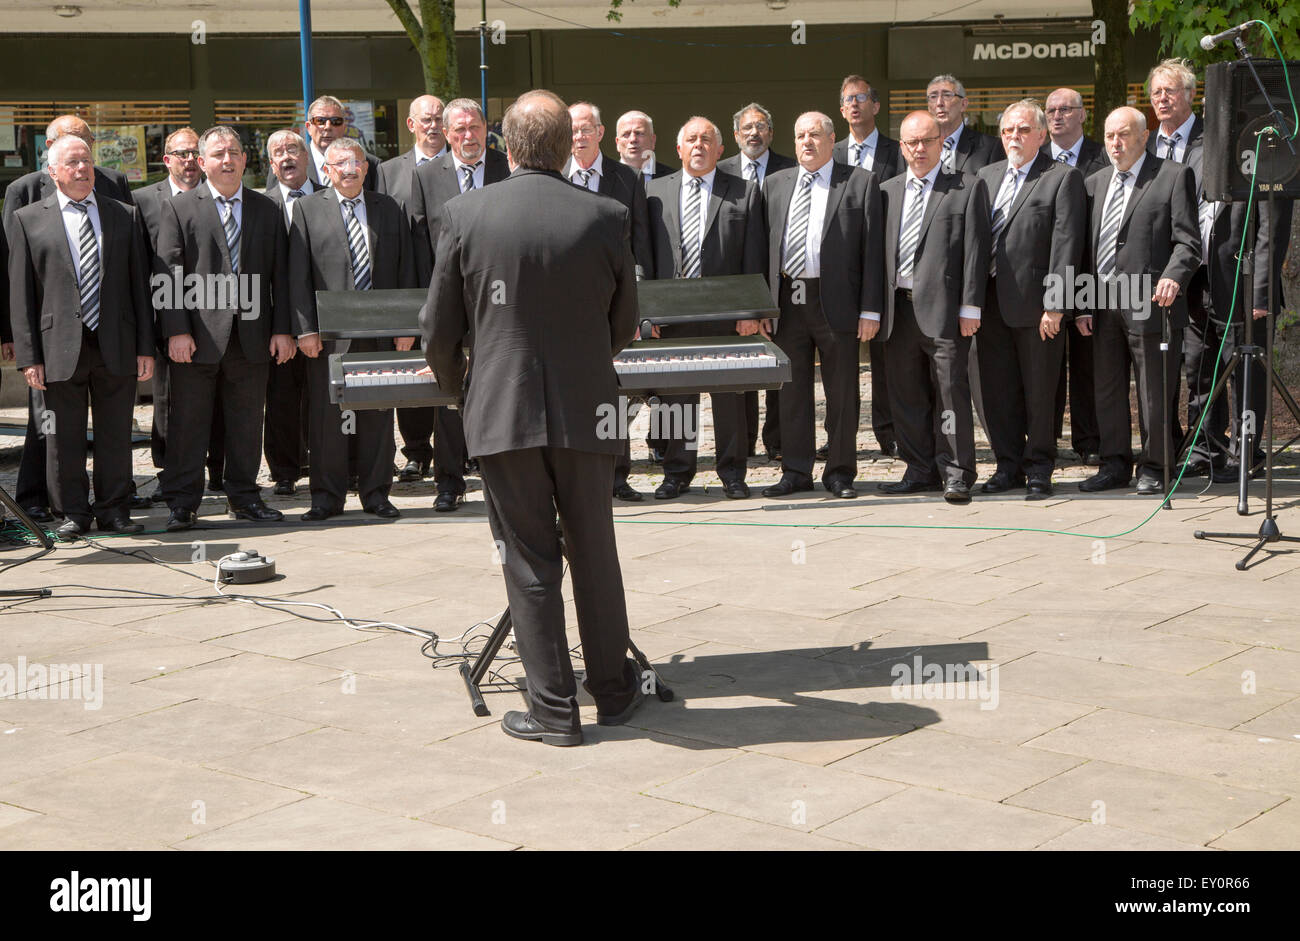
[1131,1,1300,64]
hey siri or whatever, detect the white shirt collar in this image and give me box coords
[572,151,604,177]
[414,144,446,165]
[280,178,313,197]
[56,188,95,210]
[684,167,717,190]
[1116,151,1146,180]
[742,150,770,174]
[906,163,942,189]
[207,180,243,203]
[167,178,188,197]
[802,159,832,184]
[944,124,965,149]
[1162,113,1196,148]
[850,127,880,149]
[451,153,484,173]
[1052,135,1085,160]
[636,153,657,176]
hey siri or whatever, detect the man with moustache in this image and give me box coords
[762,112,883,500]
[408,98,509,512]
[976,100,1085,499]
[1078,107,1199,496]
[3,115,134,525]
[719,102,795,463]
[1042,87,1108,468]
[835,74,905,460]
[8,135,154,539]
[645,116,766,500]
[616,111,675,186]
[564,100,654,501]
[155,127,294,532]
[260,129,316,497]
[877,111,991,504]
[292,138,416,521]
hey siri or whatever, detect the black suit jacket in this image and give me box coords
[1041,136,1110,178]
[420,168,639,458]
[154,185,290,363]
[949,126,1001,174]
[131,178,179,258]
[978,153,1086,328]
[1084,155,1201,334]
[763,162,884,334]
[563,156,652,277]
[832,133,904,181]
[717,149,797,185]
[289,187,416,354]
[879,170,992,340]
[410,149,511,284]
[8,194,153,381]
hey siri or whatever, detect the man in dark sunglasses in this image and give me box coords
[297,95,380,192]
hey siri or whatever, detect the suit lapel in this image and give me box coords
[97,196,116,277]
[1120,157,1158,231]
[362,191,380,282]
[703,172,726,244]
[197,187,233,273]
[885,178,901,273]
[1091,166,1114,242]
[41,195,79,284]
[917,171,950,245]
[821,164,848,241]
[667,172,684,275]
[1004,154,1048,225]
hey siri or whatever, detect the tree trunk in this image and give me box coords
[418,0,460,99]
[1091,0,1128,137]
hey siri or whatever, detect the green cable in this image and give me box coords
[1256,21,1299,136]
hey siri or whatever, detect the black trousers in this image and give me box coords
[1093,309,1182,481]
[773,278,860,484]
[477,446,638,732]
[660,389,749,486]
[745,389,780,455]
[305,350,394,511]
[868,337,895,449]
[885,292,976,486]
[264,352,308,482]
[1054,328,1100,454]
[395,403,466,494]
[977,287,1063,479]
[43,333,135,527]
[162,330,268,512]
[16,388,50,509]
[396,406,435,465]
[152,355,225,490]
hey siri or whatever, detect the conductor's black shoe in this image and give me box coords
[763,476,814,498]
[613,483,644,502]
[1026,477,1054,499]
[825,479,858,499]
[980,470,1024,494]
[229,501,284,522]
[273,479,296,496]
[99,516,144,535]
[365,501,401,519]
[24,506,54,524]
[722,480,750,499]
[128,493,153,511]
[501,711,583,746]
[1079,471,1131,493]
[434,491,463,512]
[301,506,340,522]
[654,479,691,500]
[1136,474,1164,496]
[398,460,430,482]
[878,479,941,495]
[943,481,972,505]
[55,519,88,541]
[166,508,195,532]
[596,689,646,727]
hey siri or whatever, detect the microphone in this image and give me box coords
[1200,20,1256,51]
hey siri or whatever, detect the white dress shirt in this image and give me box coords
[277,178,315,229]
[626,152,658,183]
[898,163,980,320]
[740,150,771,185]
[1157,112,1196,163]
[167,178,187,197]
[782,162,831,278]
[56,189,102,283]
[310,142,330,187]
[336,190,371,260]
[451,153,486,192]
[1104,152,1145,228]
[414,144,447,167]
[678,167,716,241]
[207,180,244,231]
[1050,135,1086,167]
[569,151,604,192]
[846,127,880,171]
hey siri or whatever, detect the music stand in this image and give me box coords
[0,483,55,598]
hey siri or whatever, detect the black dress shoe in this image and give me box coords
[878,479,941,495]
[1025,477,1054,499]
[596,689,646,727]
[398,460,430,482]
[943,481,972,505]
[55,519,88,541]
[434,491,463,512]
[980,470,1025,494]
[825,480,858,499]
[273,480,296,496]
[1076,451,1102,467]
[815,444,829,460]
[500,710,582,746]
[229,501,284,522]
[1183,459,1212,477]
[879,440,899,458]
[464,458,480,474]
[1079,471,1131,492]
[1136,474,1164,496]
[301,506,340,522]
[128,493,153,510]
[1212,463,1258,483]
[722,480,750,499]
[99,517,144,535]
[766,449,783,462]
[366,501,401,519]
[762,477,814,498]
[166,508,195,532]
[654,479,691,500]
[613,483,644,502]
[150,490,169,505]
[348,476,359,492]
[207,477,224,494]
[23,506,54,524]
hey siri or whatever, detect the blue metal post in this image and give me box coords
[299,0,315,124]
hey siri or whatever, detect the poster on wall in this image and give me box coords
[0,110,15,152]
[342,100,376,153]
[93,125,148,182]
[35,133,48,170]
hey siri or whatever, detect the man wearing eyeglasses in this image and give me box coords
[3,114,136,527]
[291,138,416,522]
[877,111,991,505]
[976,100,1085,501]
[926,74,1000,175]
[291,95,380,192]
[719,103,795,465]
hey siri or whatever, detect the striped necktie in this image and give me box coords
[988,167,1019,277]
[850,141,866,167]
[1096,170,1132,277]
[1056,150,1073,165]
[941,137,956,173]
[342,197,371,291]
[70,201,101,331]
[897,177,927,281]
[744,162,758,183]
[680,177,704,279]
[574,167,594,189]
[218,195,240,274]
[460,162,481,192]
[781,172,816,278]
[1161,132,1181,161]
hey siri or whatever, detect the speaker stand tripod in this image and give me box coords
[0,483,55,598]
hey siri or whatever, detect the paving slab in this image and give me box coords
[628,812,863,850]
[1209,798,1300,851]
